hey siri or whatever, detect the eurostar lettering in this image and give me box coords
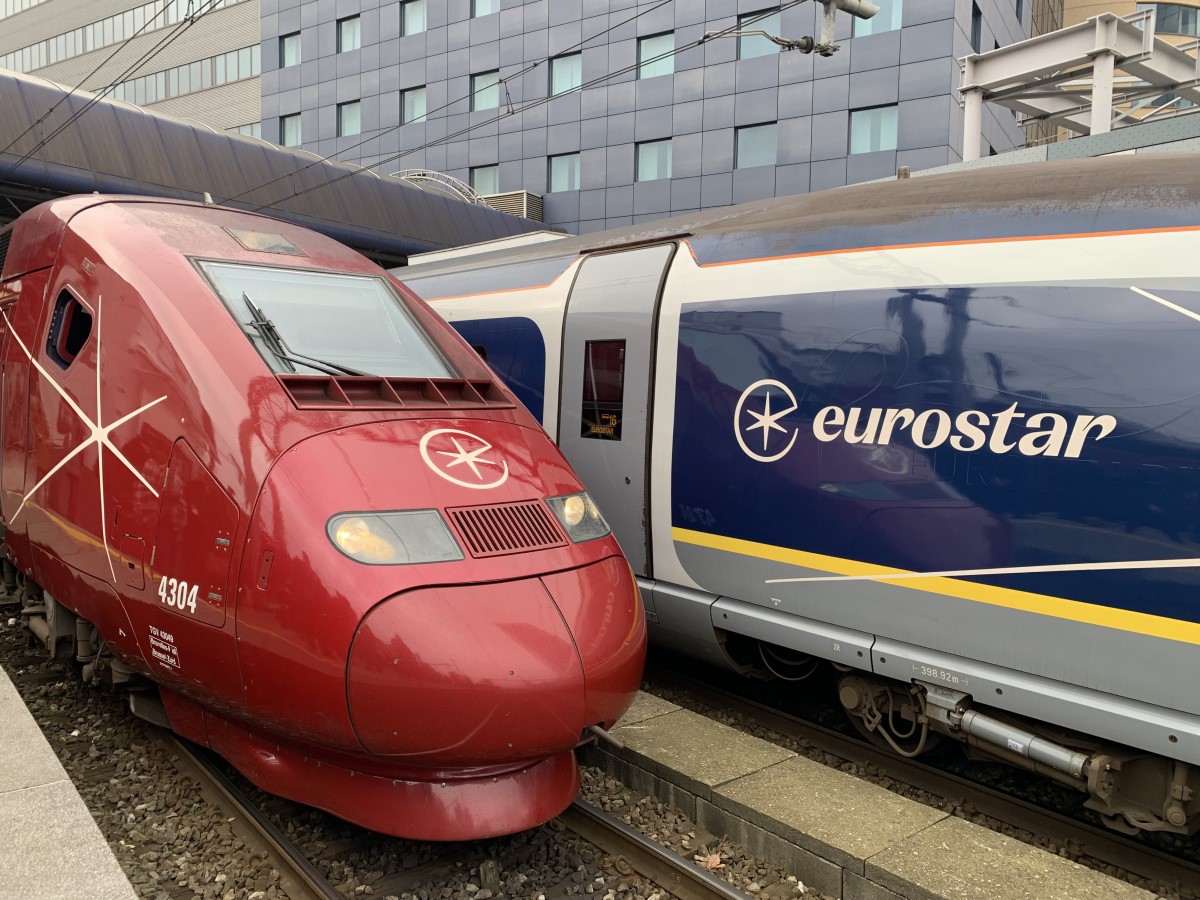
[812,403,1116,459]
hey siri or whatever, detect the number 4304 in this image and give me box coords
[158,576,198,614]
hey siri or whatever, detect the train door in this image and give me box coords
[557,243,676,576]
[0,270,48,526]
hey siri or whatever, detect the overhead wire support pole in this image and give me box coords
[819,0,880,55]
[700,0,880,58]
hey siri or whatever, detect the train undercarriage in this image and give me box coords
[728,634,1200,837]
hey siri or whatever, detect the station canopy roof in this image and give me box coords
[0,69,544,265]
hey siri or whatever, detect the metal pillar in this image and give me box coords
[1090,49,1116,135]
[963,87,984,161]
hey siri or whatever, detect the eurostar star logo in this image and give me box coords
[734,379,799,463]
[418,428,510,489]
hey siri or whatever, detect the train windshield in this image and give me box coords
[198,261,455,378]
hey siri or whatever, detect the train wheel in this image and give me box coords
[838,674,941,757]
[757,642,821,681]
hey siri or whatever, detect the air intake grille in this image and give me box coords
[447,500,567,558]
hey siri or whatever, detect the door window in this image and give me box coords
[581,339,625,439]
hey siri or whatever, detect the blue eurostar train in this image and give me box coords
[398,154,1200,836]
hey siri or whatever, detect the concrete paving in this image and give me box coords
[0,666,136,900]
[589,692,1157,900]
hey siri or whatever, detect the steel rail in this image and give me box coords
[649,667,1200,896]
[561,800,750,900]
[153,730,344,900]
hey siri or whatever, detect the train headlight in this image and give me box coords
[547,492,610,543]
[327,511,464,565]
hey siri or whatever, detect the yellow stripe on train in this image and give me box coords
[672,526,1200,646]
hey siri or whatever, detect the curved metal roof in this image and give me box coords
[0,69,543,263]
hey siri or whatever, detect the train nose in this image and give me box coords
[347,577,586,763]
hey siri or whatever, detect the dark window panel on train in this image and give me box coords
[581,339,626,441]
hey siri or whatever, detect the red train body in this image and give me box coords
[0,196,646,840]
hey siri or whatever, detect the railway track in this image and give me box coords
[648,666,1200,898]
[158,730,753,900]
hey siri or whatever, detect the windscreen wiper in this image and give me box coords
[242,293,369,377]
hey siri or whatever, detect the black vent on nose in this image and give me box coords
[447,501,567,558]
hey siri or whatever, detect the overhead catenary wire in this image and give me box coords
[0,0,227,181]
[0,0,181,160]
[248,1,811,214]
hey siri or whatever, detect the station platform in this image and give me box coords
[0,664,136,900]
[585,692,1155,900]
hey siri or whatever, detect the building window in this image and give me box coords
[280,31,300,68]
[738,11,781,59]
[638,32,674,79]
[471,164,499,195]
[1137,2,1200,35]
[636,139,672,181]
[1015,0,1023,24]
[1,0,255,74]
[229,122,262,138]
[402,0,426,35]
[472,0,497,16]
[551,53,582,95]
[735,122,776,168]
[109,44,261,106]
[402,86,427,123]
[854,0,902,36]
[548,153,581,192]
[337,101,361,137]
[337,15,361,53]
[849,105,898,153]
[970,2,982,52]
[472,70,500,110]
[280,113,301,147]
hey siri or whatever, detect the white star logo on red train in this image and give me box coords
[2,295,166,583]
[419,428,510,489]
[735,379,799,463]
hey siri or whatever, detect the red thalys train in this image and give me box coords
[0,195,646,840]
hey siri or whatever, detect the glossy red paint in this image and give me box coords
[0,196,646,840]
[541,559,647,729]
[348,579,586,761]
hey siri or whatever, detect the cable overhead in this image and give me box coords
[248,2,810,214]
[224,0,678,203]
[0,0,178,159]
[1,0,225,182]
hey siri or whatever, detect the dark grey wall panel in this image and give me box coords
[259,0,1026,235]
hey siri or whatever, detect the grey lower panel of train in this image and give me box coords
[645,577,1200,767]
